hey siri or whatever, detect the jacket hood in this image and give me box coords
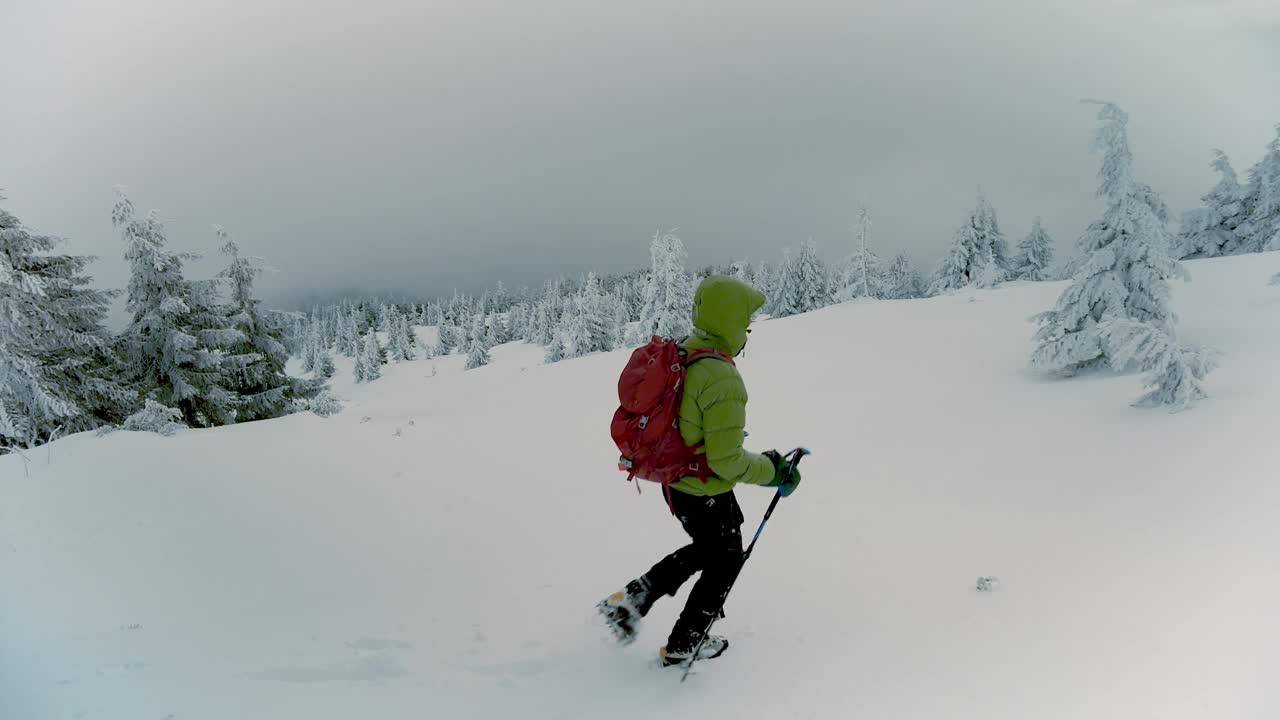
[690,275,766,356]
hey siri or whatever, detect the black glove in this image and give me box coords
[762,450,802,496]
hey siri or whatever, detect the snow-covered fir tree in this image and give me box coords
[336,309,361,356]
[386,310,418,362]
[464,314,492,370]
[751,260,772,296]
[929,191,1008,293]
[528,301,553,345]
[634,230,693,341]
[974,246,1006,289]
[976,191,1011,271]
[1031,101,1213,408]
[1239,125,1280,253]
[836,208,885,300]
[0,201,133,448]
[433,322,451,354]
[1177,150,1249,258]
[768,248,799,317]
[564,272,615,358]
[927,224,975,295]
[771,239,831,317]
[354,329,384,383]
[1011,218,1054,281]
[113,189,242,428]
[729,259,753,287]
[883,253,924,299]
[216,225,319,421]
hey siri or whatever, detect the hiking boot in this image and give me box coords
[597,577,651,645]
[659,634,729,667]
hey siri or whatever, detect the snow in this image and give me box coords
[4,254,1280,719]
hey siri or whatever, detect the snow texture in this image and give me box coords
[3,253,1277,720]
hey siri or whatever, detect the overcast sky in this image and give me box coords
[3,0,1278,306]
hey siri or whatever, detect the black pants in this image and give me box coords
[642,489,745,649]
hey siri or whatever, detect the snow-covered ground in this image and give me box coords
[4,254,1280,720]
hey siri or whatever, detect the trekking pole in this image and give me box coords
[681,447,810,682]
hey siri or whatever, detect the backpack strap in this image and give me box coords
[680,347,735,367]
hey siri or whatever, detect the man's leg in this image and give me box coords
[664,491,744,651]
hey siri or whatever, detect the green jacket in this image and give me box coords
[670,275,775,496]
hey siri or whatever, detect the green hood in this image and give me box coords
[690,275,766,357]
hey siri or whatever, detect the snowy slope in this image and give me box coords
[4,254,1280,720]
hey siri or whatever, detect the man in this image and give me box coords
[599,275,802,666]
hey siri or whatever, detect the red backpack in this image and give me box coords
[610,336,733,507]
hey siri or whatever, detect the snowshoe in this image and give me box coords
[597,578,650,645]
[660,635,729,667]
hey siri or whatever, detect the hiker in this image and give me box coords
[599,275,802,667]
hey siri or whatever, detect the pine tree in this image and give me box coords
[336,309,361,356]
[974,246,1006,289]
[927,225,975,295]
[634,230,693,341]
[1011,218,1055,281]
[929,191,1009,293]
[354,329,384,383]
[384,310,417,362]
[768,248,801,317]
[883,253,923,299]
[464,314,492,370]
[1239,125,1280,253]
[976,191,1011,271]
[216,226,317,421]
[113,189,241,428]
[563,273,615,357]
[1031,102,1212,408]
[1176,150,1248,258]
[1,201,132,447]
[543,335,565,363]
[836,208,885,300]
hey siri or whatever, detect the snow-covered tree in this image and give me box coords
[835,208,885,300]
[976,191,1011,271]
[464,314,492,370]
[217,225,318,422]
[1,201,133,447]
[336,309,361,356]
[929,191,1009,293]
[527,301,553,345]
[437,322,463,353]
[751,260,772,296]
[1011,218,1055,281]
[927,225,976,295]
[883,253,924,299]
[1239,125,1280,253]
[114,189,242,428]
[1031,102,1211,408]
[771,239,831,317]
[634,229,693,341]
[564,272,616,358]
[116,399,187,437]
[543,333,565,364]
[354,329,384,383]
[1096,318,1216,411]
[1177,150,1249,258]
[385,310,418,362]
